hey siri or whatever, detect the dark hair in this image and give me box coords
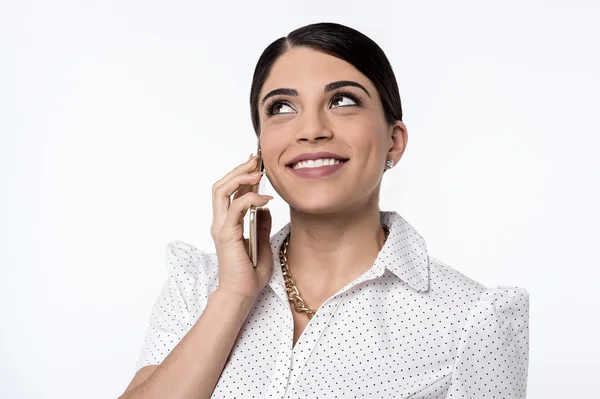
[249,22,403,137]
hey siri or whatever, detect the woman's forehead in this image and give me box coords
[261,48,370,95]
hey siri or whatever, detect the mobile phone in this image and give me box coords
[248,143,265,267]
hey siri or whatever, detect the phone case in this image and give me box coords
[248,145,264,267]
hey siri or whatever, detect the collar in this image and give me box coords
[267,210,430,304]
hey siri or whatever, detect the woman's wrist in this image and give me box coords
[210,288,258,314]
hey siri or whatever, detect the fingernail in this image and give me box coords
[261,195,273,199]
[250,171,264,176]
[246,155,258,164]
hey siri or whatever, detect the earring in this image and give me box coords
[386,160,394,168]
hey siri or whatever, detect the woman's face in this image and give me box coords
[258,47,407,214]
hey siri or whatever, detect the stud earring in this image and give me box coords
[386,160,394,168]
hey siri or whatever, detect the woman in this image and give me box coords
[120,22,529,399]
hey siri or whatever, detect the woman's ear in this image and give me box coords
[387,120,408,167]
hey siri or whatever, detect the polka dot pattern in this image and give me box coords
[136,211,529,398]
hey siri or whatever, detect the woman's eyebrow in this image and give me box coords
[260,80,371,106]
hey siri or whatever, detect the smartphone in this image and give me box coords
[248,143,265,267]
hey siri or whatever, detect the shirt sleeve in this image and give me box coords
[446,285,530,398]
[135,240,218,371]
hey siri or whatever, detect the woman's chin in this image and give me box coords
[288,197,352,215]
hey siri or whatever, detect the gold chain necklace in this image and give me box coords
[279,225,391,320]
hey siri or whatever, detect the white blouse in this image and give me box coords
[136,210,529,398]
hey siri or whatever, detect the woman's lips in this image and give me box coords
[287,160,348,178]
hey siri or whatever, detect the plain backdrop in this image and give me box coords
[1,0,599,398]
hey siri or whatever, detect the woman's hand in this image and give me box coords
[210,154,274,301]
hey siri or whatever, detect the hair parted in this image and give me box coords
[249,22,403,137]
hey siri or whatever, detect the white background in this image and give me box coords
[1,0,598,397]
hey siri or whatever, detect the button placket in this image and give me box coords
[284,295,345,396]
[265,304,294,398]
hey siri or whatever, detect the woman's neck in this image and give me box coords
[284,202,387,301]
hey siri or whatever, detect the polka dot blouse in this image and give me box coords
[136,210,530,398]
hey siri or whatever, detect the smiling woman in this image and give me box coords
[119,22,529,399]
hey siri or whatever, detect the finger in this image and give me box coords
[212,158,260,220]
[213,171,265,228]
[213,155,260,195]
[235,191,271,221]
[222,192,273,234]
[232,178,254,201]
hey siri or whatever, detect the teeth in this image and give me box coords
[292,158,344,169]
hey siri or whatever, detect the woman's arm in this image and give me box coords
[119,289,256,399]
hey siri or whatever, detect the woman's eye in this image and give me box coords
[265,92,361,117]
[331,94,358,107]
[268,102,294,116]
